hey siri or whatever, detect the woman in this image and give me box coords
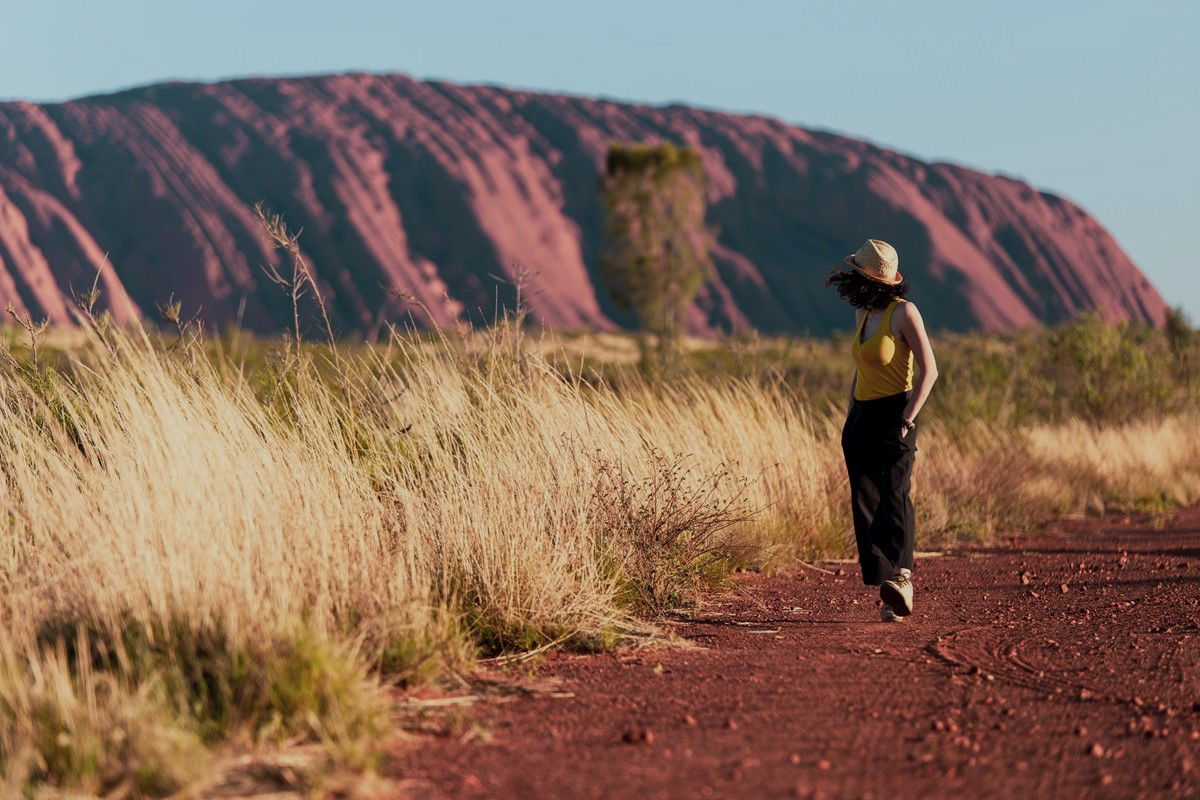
[827,239,938,622]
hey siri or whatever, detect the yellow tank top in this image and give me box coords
[851,298,914,401]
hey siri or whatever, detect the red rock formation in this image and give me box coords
[0,73,1166,335]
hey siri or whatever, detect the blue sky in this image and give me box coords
[3,0,1197,318]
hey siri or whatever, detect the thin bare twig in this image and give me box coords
[254,202,342,375]
[6,304,51,371]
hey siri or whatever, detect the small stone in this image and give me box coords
[622,726,654,744]
[789,753,802,764]
[1101,773,1114,785]
[683,714,698,727]
[1074,725,1088,737]
[1090,743,1105,758]
[1060,583,1070,594]
[724,718,740,730]
[817,758,832,771]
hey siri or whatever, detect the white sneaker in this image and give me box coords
[880,571,914,617]
[879,604,902,623]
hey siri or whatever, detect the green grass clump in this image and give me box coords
[0,620,391,796]
[0,647,208,797]
[252,625,389,770]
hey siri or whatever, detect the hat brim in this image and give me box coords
[843,256,904,286]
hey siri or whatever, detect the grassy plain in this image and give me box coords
[0,310,1197,796]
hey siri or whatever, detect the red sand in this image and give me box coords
[0,74,1165,335]
[393,507,1200,799]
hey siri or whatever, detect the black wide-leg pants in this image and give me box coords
[840,391,917,586]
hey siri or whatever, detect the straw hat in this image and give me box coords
[842,239,903,285]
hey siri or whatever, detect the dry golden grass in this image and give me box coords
[1,319,1197,795]
[1023,415,1200,513]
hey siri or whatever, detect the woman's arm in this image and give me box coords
[897,302,938,425]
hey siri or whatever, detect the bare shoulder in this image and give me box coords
[896,300,924,325]
[894,301,930,348]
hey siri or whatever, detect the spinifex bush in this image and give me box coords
[0,640,208,797]
[0,333,418,793]
[1023,414,1200,513]
[0,621,387,795]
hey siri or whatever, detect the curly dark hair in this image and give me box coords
[825,267,910,309]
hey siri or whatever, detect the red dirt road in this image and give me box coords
[394,508,1200,799]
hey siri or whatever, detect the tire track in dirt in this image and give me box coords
[394,507,1200,799]
[931,615,1196,713]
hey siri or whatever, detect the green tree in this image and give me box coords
[1164,305,1196,387]
[600,142,713,372]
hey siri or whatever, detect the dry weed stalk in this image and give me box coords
[5,304,51,371]
[254,202,342,371]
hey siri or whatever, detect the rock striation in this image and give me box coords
[0,73,1165,335]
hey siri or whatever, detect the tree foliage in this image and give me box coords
[1164,305,1196,387]
[600,142,713,371]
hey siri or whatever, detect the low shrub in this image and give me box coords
[592,453,752,615]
